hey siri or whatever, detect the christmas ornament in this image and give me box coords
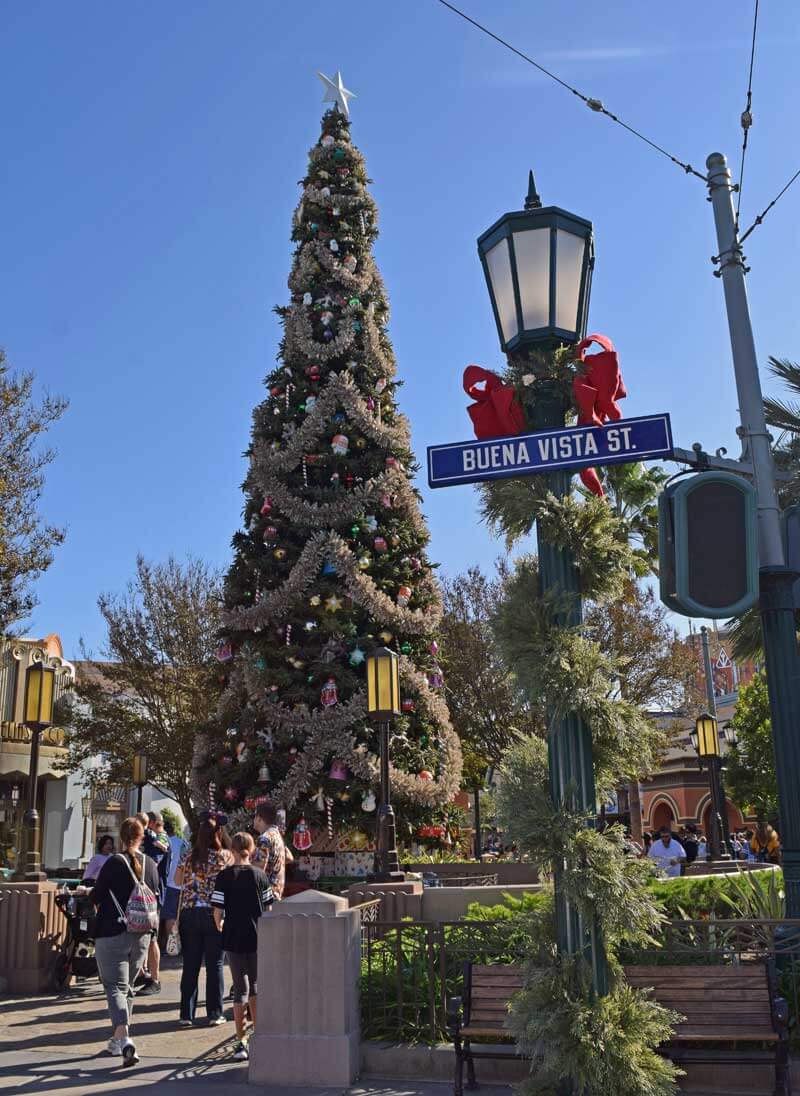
[305,364,321,380]
[350,523,361,536]
[236,741,248,762]
[344,473,354,486]
[401,698,416,713]
[305,396,317,411]
[331,433,349,455]
[355,437,367,449]
[310,594,322,607]
[273,548,287,561]
[320,134,335,149]
[349,646,365,666]
[322,560,336,575]
[262,526,278,543]
[256,729,274,749]
[373,536,388,553]
[305,620,318,631]
[220,756,233,766]
[244,797,256,811]
[365,515,378,531]
[397,586,412,608]
[320,310,334,325]
[375,378,388,394]
[352,320,362,333]
[325,594,342,612]
[390,534,400,547]
[428,666,444,689]
[261,497,273,515]
[293,815,313,851]
[410,557,422,572]
[379,630,393,644]
[361,791,376,812]
[400,642,412,655]
[419,770,433,781]
[329,240,339,253]
[310,786,326,811]
[321,676,339,707]
[215,641,233,663]
[385,456,399,469]
[430,640,439,656]
[317,70,355,118]
[255,657,266,671]
[288,745,299,763]
[329,758,348,780]
[380,494,392,509]
[463,364,526,440]
[320,186,331,198]
[343,253,357,273]
[348,296,361,308]
[303,292,312,305]
[258,763,270,782]
[358,554,371,570]
[224,787,238,802]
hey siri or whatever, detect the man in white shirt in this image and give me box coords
[647,827,686,878]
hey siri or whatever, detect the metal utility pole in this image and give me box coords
[706,152,800,914]
[699,626,731,859]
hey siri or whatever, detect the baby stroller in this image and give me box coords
[52,885,98,990]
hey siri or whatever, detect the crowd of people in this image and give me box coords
[627,820,782,877]
[79,799,286,1066]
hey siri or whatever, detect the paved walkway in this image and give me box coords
[0,966,511,1096]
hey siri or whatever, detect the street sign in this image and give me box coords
[427,413,673,489]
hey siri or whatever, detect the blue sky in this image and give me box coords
[2,1,799,658]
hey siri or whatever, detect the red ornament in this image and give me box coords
[419,770,433,781]
[329,758,348,780]
[401,698,415,713]
[244,797,256,810]
[397,586,412,608]
[293,815,313,851]
[572,334,627,499]
[262,526,278,543]
[321,676,339,707]
[463,365,525,439]
[344,473,355,486]
[261,497,273,515]
[215,641,233,663]
[224,786,238,802]
[373,536,388,553]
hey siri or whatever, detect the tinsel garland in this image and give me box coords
[224,529,442,635]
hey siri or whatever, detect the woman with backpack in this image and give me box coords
[91,816,160,1065]
[173,812,233,1027]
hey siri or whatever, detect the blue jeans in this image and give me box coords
[179,907,224,1021]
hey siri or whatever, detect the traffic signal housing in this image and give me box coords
[659,471,758,618]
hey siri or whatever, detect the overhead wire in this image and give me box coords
[435,0,707,182]
[739,167,800,244]
[735,0,759,227]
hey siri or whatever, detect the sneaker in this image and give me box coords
[121,1039,139,1066]
[106,1037,122,1056]
[232,1040,249,1060]
[178,1018,193,1027]
[208,1015,227,1026]
[136,979,161,996]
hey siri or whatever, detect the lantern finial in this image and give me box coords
[524,170,542,210]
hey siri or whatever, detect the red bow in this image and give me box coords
[463,365,525,440]
[572,334,627,498]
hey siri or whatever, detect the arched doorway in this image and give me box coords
[650,801,675,834]
[701,800,744,840]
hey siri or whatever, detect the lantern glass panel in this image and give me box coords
[513,228,550,330]
[484,238,518,344]
[25,665,54,726]
[555,229,586,333]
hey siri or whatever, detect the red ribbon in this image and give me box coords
[463,365,525,440]
[572,334,627,498]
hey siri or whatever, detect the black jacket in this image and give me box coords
[91,851,160,938]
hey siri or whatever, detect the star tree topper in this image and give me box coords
[317,70,356,118]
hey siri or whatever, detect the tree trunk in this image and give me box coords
[628,779,643,841]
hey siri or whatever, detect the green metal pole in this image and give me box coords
[528,377,608,996]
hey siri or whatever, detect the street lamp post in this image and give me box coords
[706,152,800,916]
[132,752,149,814]
[477,172,607,996]
[699,626,731,855]
[366,647,405,883]
[13,660,56,881]
[80,793,92,864]
[690,713,729,862]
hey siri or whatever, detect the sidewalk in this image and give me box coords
[0,966,511,1096]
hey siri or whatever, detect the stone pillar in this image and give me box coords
[346,879,423,921]
[248,889,361,1087]
[0,880,65,992]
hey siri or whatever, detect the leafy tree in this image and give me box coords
[725,671,778,822]
[586,581,699,838]
[0,350,68,633]
[209,105,459,832]
[58,556,223,825]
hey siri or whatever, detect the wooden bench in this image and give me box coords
[624,963,790,1096]
[448,961,791,1096]
[447,963,524,1096]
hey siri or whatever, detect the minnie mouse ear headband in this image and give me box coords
[198,809,229,827]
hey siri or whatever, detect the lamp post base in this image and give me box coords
[11,808,46,883]
[370,804,404,884]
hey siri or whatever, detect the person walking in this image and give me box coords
[252,800,286,902]
[83,834,115,882]
[162,817,187,937]
[211,832,273,1060]
[174,812,233,1026]
[751,822,781,864]
[136,811,170,996]
[90,816,160,1065]
[647,827,687,878]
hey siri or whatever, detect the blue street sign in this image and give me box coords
[427,413,673,489]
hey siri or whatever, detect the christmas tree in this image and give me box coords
[209,75,461,845]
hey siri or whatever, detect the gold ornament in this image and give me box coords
[310,595,322,606]
[325,595,343,612]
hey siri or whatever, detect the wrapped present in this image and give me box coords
[334,850,374,877]
[298,855,324,881]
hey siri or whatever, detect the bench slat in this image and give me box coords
[472,985,524,1000]
[461,1024,509,1037]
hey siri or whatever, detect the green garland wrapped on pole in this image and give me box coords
[467,180,681,1094]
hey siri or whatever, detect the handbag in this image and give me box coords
[165,887,183,956]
